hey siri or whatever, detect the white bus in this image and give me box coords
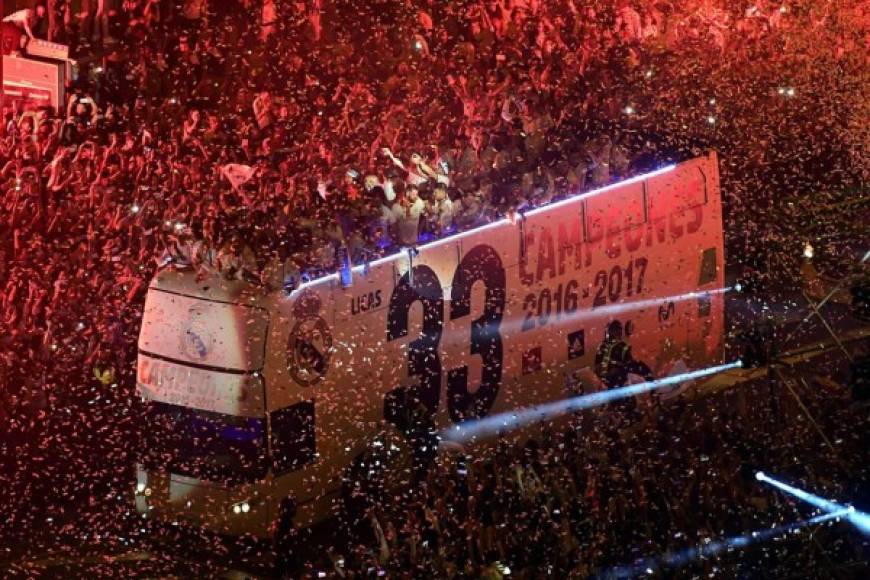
[135,152,725,536]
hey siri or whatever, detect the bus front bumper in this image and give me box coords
[134,463,274,538]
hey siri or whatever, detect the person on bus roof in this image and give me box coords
[594,320,655,428]
[3,5,46,40]
[594,320,655,391]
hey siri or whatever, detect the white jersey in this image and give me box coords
[391,198,426,246]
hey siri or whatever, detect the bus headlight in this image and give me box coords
[231,501,251,515]
[135,482,152,497]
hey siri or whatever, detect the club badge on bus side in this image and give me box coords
[180,304,216,362]
[287,290,334,386]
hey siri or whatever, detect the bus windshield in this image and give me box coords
[143,401,268,484]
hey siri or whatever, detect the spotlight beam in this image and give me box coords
[443,362,741,443]
[498,287,731,337]
[601,509,852,578]
[756,472,870,536]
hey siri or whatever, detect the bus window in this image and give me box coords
[270,401,316,475]
[139,290,269,371]
[699,247,719,285]
[143,401,268,484]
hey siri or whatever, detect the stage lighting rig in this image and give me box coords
[733,314,845,456]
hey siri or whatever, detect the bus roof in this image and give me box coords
[291,163,677,296]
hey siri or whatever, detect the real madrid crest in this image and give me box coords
[180,304,215,361]
[287,290,333,386]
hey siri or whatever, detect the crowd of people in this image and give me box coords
[273,374,865,578]
[0,0,867,576]
[0,0,864,404]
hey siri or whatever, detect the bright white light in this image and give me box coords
[709,98,716,105]
[787,87,796,97]
[136,482,146,493]
[444,361,740,443]
[499,286,729,336]
[756,471,766,481]
[757,473,870,536]
[414,40,423,50]
[524,164,676,218]
[232,504,242,514]
[241,502,250,513]
[624,105,636,115]
[645,70,653,78]
[131,204,140,214]
[293,165,676,294]
[803,242,814,259]
[778,87,786,95]
[605,508,850,577]
[174,222,185,231]
[707,116,716,125]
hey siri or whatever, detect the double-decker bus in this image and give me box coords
[135,152,725,536]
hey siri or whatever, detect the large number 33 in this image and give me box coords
[385,245,506,429]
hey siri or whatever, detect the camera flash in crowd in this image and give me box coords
[803,242,814,259]
[623,105,636,115]
[131,204,140,214]
[707,116,716,125]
